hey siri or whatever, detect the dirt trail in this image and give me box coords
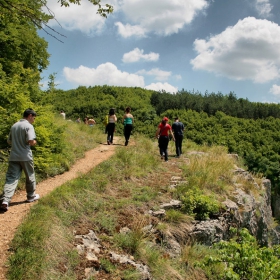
[0,138,121,280]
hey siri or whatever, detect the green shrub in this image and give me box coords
[180,187,221,220]
[198,228,280,280]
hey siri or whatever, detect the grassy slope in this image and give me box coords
[3,121,265,279]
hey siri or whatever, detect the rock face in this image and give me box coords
[74,230,153,280]
[147,167,279,257]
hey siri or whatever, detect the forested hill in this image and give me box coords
[151,90,280,119]
[40,86,280,208]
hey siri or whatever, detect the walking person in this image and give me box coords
[0,108,40,212]
[122,107,134,146]
[88,117,96,127]
[155,117,175,162]
[60,110,66,119]
[107,108,117,145]
[84,117,89,125]
[172,117,184,158]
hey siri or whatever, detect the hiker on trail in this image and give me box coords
[172,117,184,158]
[60,110,66,119]
[88,117,96,127]
[107,108,117,145]
[122,107,134,146]
[155,117,175,162]
[0,109,40,212]
[84,117,89,125]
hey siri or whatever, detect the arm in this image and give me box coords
[169,129,175,141]
[7,134,11,145]
[155,127,161,138]
[28,139,37,146]
[122,114,126,124]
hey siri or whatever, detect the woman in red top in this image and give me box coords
[155,117,175,161]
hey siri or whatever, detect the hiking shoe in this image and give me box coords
[26,194,40,203]
[0,202,8,212]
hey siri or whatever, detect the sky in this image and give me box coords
[39,0,280,103]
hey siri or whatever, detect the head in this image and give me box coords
[23,108,36,124]
[109,108,115,116]
[161,117,169,125]
[175,117,179,122]
[125,107,131,113]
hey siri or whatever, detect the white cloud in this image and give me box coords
[137,68,171,81]
[44,0,209,37]
[122,48,159,63]
[191,17,280,83]
[116,0,209,37]
[114,22,147,38]
[255,0,273,17]
[269,84,280,95]
[44,0,119,35]
[63,63,145,87]
[145,82,178,93]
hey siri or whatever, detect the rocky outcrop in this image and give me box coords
[145,167,279,257]
[74,164,280,277]
[74,230,152,280]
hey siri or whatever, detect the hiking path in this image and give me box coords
[0,137,122,280]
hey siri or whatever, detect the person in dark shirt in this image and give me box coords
[172,117,184,158]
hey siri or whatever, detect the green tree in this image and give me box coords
[47,72,58,94]
[0,0,50,146]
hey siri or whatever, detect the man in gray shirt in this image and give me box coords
[0,109,40,212]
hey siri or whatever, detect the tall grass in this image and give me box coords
[178,145,236,198]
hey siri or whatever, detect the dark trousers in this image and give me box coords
[124,124,133,143]
[175,134,183,156]
[107,123,115,143]
[158,136,169,161]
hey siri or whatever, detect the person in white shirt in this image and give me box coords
[107,108,117,145]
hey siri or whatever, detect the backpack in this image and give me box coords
[103,115,109,126]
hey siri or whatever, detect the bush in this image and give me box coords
[180,187,221,220]
[198,228,280,279]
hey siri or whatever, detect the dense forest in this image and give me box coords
[151,90,280,119]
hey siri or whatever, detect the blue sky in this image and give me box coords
[39,0,280,103]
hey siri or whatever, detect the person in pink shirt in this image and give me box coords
[155,117,175,162]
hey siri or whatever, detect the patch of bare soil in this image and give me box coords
[0,137,122,280]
